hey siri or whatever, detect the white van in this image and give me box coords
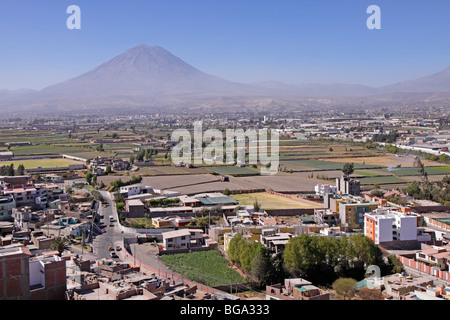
[109,216,115,223]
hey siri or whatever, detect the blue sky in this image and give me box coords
[1,0,450,90]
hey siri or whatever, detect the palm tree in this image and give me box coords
[51,237,71,257]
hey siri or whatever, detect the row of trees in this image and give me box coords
[0,163,25,176]
[109,174,143,192]
[228,233,403,288]
[147,198,180,207]
[371,131,400,144]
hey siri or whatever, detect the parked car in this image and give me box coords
[110,252,118,258]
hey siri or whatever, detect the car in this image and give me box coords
[109,216,115,222]
[115,245,122,251]
[110,252,118,258]
[108,246,114,251]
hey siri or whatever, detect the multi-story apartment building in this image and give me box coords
[339,198,378,229]
[364,207,425,244]
[2,183,48,210]
[336,175,361,196]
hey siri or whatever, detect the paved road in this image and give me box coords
[90,193,129,262]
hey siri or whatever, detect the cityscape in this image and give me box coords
[0,0,449,312]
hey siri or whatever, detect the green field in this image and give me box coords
[427,166,450,173]
[233,192,321,209]
[358,176,406,185]
[11,145,86,156]
[282,160,383,171]
[389,167,450,176]
[161,250,244,287]
[0,158,83,169]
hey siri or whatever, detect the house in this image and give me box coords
[0,246,66,300]
[266,278,330,300]
[314,209,340,226]
[314,183,337,197]
[125,199,146,218]
[162,229,191,250]
[152,216,194,228]
[11,206,33,228]
[416,244,450,272]
[0,196,16,221]
[3,185,37,207]
[0,151,13,160]
[261,232,293,254]
[383,274,434,300]
[119,184,154,198]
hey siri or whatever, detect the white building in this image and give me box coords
[119,184,154,198]
[364,208,428,244]
[314,183,337,196]
[162,229,191,250]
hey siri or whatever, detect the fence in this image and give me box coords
[424,217,450,232]
[397,255,450,281]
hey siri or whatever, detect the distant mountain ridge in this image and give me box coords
[1,44,450,113]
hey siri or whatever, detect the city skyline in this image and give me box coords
[1,0,450,90]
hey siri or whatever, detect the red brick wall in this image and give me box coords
[0,252,30,300]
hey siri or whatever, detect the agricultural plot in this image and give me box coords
[137,166,211,176]
[324,155,442,168]
[388,167,450,176]
[239,173,327,192]
[282,160,383,171]
[11,145,86,156]
[205,166,260,176]
[0,158,83,169]
[427,166,450,173]
[161,250,244,287]
[232,192,321,209]
[357,176,407,185]
[353,169,394,177]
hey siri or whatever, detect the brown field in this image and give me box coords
[238,172,328,193]
[320,155,443,168]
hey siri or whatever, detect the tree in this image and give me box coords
[51,237,71,257]
[17,164,25,176]
[333,278,357,300]
[223,188,231,196]
[342,163,354,176]
[85,172,93,185]
[251,246,276,288]
[6,163,14,176]
[253,198,261,212]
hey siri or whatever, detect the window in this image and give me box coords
[181,236,186,240]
